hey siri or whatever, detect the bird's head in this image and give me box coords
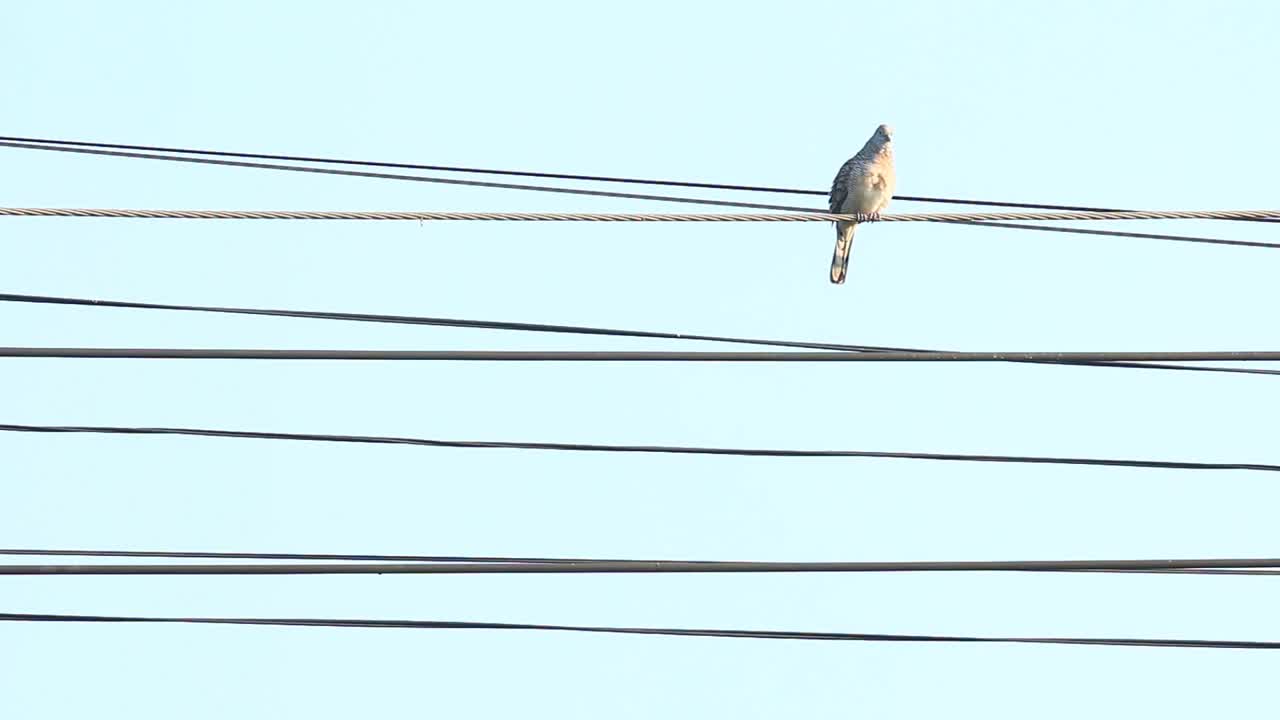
[874,124,894,142]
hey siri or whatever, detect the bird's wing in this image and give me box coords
[829,158,855,213]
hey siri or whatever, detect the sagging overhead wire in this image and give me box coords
[3,204,1278,250]
[0,141,826,214]
[2,141,1277,249]
[2,612,1276,650]
[1,205,1277,224]
[0,547,604,564]
[2,291,1272,377]
[6,557,1280,575]
[931,219,1280,250]
[8,135,1280,227]
[2,423,1277,473]
[3,548,1276,575]
[2,347,1280,362]
[0,133,1152,209]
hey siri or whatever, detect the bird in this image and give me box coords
[827,124,896,284]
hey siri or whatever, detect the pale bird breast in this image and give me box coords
[844,168,895,213]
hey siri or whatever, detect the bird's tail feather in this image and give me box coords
[829,222,856,285]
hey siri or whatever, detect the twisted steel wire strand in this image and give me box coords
[1,207,1277,222]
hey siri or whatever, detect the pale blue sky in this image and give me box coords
[3,1,1280,717]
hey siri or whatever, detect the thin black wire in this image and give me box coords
[0,134,1140,209]
[3,548,1276,575]
[9,135,1280,225]
[943,219,1280,250]
[1,140,1273,245]
[4,347,1280,362]
[0,292,903,352]
[2,423,1276,473]
[2,292,1275,377]
[6,557,1280,575]
[1075,569,1280,576]
[0,141,816,213]
[0,548,596,564]
[9,133,1280,229]
[2,612,1274,649]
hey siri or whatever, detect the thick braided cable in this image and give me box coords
[0,208,1277,222]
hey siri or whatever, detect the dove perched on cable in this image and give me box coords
[827,124,895,284]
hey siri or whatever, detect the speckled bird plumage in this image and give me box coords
[828,124,896,284]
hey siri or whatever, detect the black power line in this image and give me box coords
[9,134,1280,227]
[3,347,1280,363]
[0,141,816,213]
[2,612,1274,650]
[936,219,1280,250]
[1,140,1273,247]
[6,557,1280,575]
[0,547,597,564]
[2,423,1276,473]
[2,292,1275,377]
[3,548,1275,575]
[0,134,1138,210]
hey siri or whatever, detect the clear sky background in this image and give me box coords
[3,1,1280,717]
